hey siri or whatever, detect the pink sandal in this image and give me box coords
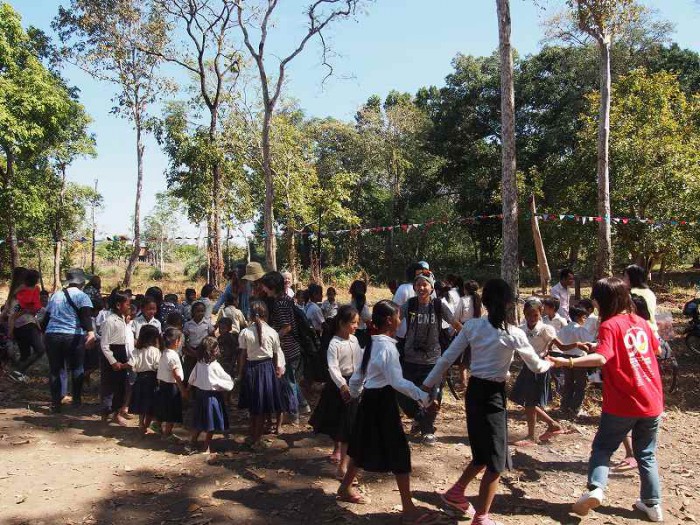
[440,492,476,517]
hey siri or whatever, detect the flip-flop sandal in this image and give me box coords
[539,428,572,442]
[612,458,637,472]
[512,439,537,447]
[440,492,476,517]
[336,492,368,504]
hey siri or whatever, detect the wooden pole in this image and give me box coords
[529,194,551,295]
[91,179,97,275]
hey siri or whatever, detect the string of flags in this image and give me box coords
[1,212,697,245]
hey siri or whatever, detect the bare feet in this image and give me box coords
[336,487,368,504]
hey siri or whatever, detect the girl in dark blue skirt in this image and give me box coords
[187,337,234,454]
[128,324,162,434]
[238,301,285,449]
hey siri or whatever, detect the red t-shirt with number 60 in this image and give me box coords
[596,313,664,418]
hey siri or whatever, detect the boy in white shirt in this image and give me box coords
[550,268,575,320]
[553,305,595,418]
[543,297,568,333]
[305,284,325,335]
[321,287,339,320]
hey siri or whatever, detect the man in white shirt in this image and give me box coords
[551,268,575,321]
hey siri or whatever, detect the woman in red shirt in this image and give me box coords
[549,277,664,523]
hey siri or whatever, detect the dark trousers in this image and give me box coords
[396,362,442,434]
[14,323,45,372]
[562,367,588,413]
[45,333,85,406]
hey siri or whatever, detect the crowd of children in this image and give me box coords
[0,262,667,524]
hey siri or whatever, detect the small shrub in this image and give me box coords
[149,267,169,281]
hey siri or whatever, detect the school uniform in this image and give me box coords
[423,318,551,473]
[320,300,339,320]
[217,306,247,334]
[100,313,134,414]
[544,313,568,334]
[510,321,557,408]
[183,318,215,380]
[188,360,234,432]
[550,283,571,320]
[132,314,162,340]
[238,323,286,415]
[128,345,161,416]
[156,348,184,423]
[347,335,429,475]
[351,299,372,349]
[310,335,363,442]
[558,322,595,414]
[304,301,325,333]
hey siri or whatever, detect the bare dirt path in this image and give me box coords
[3,355,700,525]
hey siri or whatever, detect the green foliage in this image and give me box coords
[149,267,169,281]
[172,243,200,263]
[97,239,132,263]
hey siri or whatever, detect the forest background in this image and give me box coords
[2,0,700,294]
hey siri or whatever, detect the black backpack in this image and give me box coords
[292,305,328,383]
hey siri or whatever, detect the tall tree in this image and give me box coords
[55,0,169,287]
[146,0,242,287]
[51,101,96,291]
[1,3,83,269]
[565,0,639,278]
[496,0,519,295]
[235,0,364,271]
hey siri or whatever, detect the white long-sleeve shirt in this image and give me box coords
[348,334,429,405]
[550,283,571,320]
[188,360,234,391]
[100,313,135,365]
[327,335,363,389]
[423,318,551,387]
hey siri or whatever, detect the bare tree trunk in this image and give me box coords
[287,225,298,286]
[595,40,613,279]
[1,149,19,269]
[91,179,97,275]
[124,120,144,287]
[53,166,68,292]
[497,0,519,296]
[529,195,551,295]
[210,161,223,288]
[262,111,277,271]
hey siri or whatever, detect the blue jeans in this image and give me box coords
[588,412,661,505]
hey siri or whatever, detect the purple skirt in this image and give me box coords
[192,389,229,432]
[238,358,283,415]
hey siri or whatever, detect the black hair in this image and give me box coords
[9,267,28,297]
[360,300,399,375]
[631,294,651,321]
[191,300,206,314]
[578,299,594,313]
[249,300,269,353]
[624,264,648,289]
[142,297,158,309]
[327,287,336,295]
[92,296,104,312]
[197,336,220,364]
[453,276,465,297]
[163,326,182,349]
[464,280,482,318]
[166,311,184,329]
[308,283,323,299]
[185,288,196,298]
[218,317,234,330]
[542,296,560,312]
[225,294,239,307]
[87,275,101,289]
[481,279,514,331]
[260,271,285,296]
[325,304,359,341]
[568,305,588,323]
[349,280,367,318]
[23,270,40,288]
[124,288,133,297]
[133,294,145,308]
[434,280,451,300]
[201,284,215,299]
[295,289,308,303]
[39,289,50,298]
[145,286,162,304]
[136,324,161,350]
[404,263,419,283]
[560,268,574,281]
[109,290,130,313]
[164,293,178,303]
[592,277,634,322]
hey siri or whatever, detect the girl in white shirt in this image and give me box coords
[156,327,186,441]
[339,300,435,525]
[309,305,363,480]
[99,291,133,426]
[237,301,285,449]
[128,324,161,434]
[421,279,552,525]
[187,336,234,455]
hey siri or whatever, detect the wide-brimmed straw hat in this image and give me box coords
[63,268,87,287]
[241,262,265,281]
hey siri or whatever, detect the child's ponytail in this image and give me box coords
[481,279,513,331]
[249,300,269,351]
[464,280,482,318]
[349,280,367,316]
[360,300,399,375]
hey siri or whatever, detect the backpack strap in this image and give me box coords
[405,296,419,334]
[63,288,82,330]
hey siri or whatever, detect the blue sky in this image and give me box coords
[9,0,700,239]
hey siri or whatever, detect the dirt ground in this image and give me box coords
[2,342,700,525]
